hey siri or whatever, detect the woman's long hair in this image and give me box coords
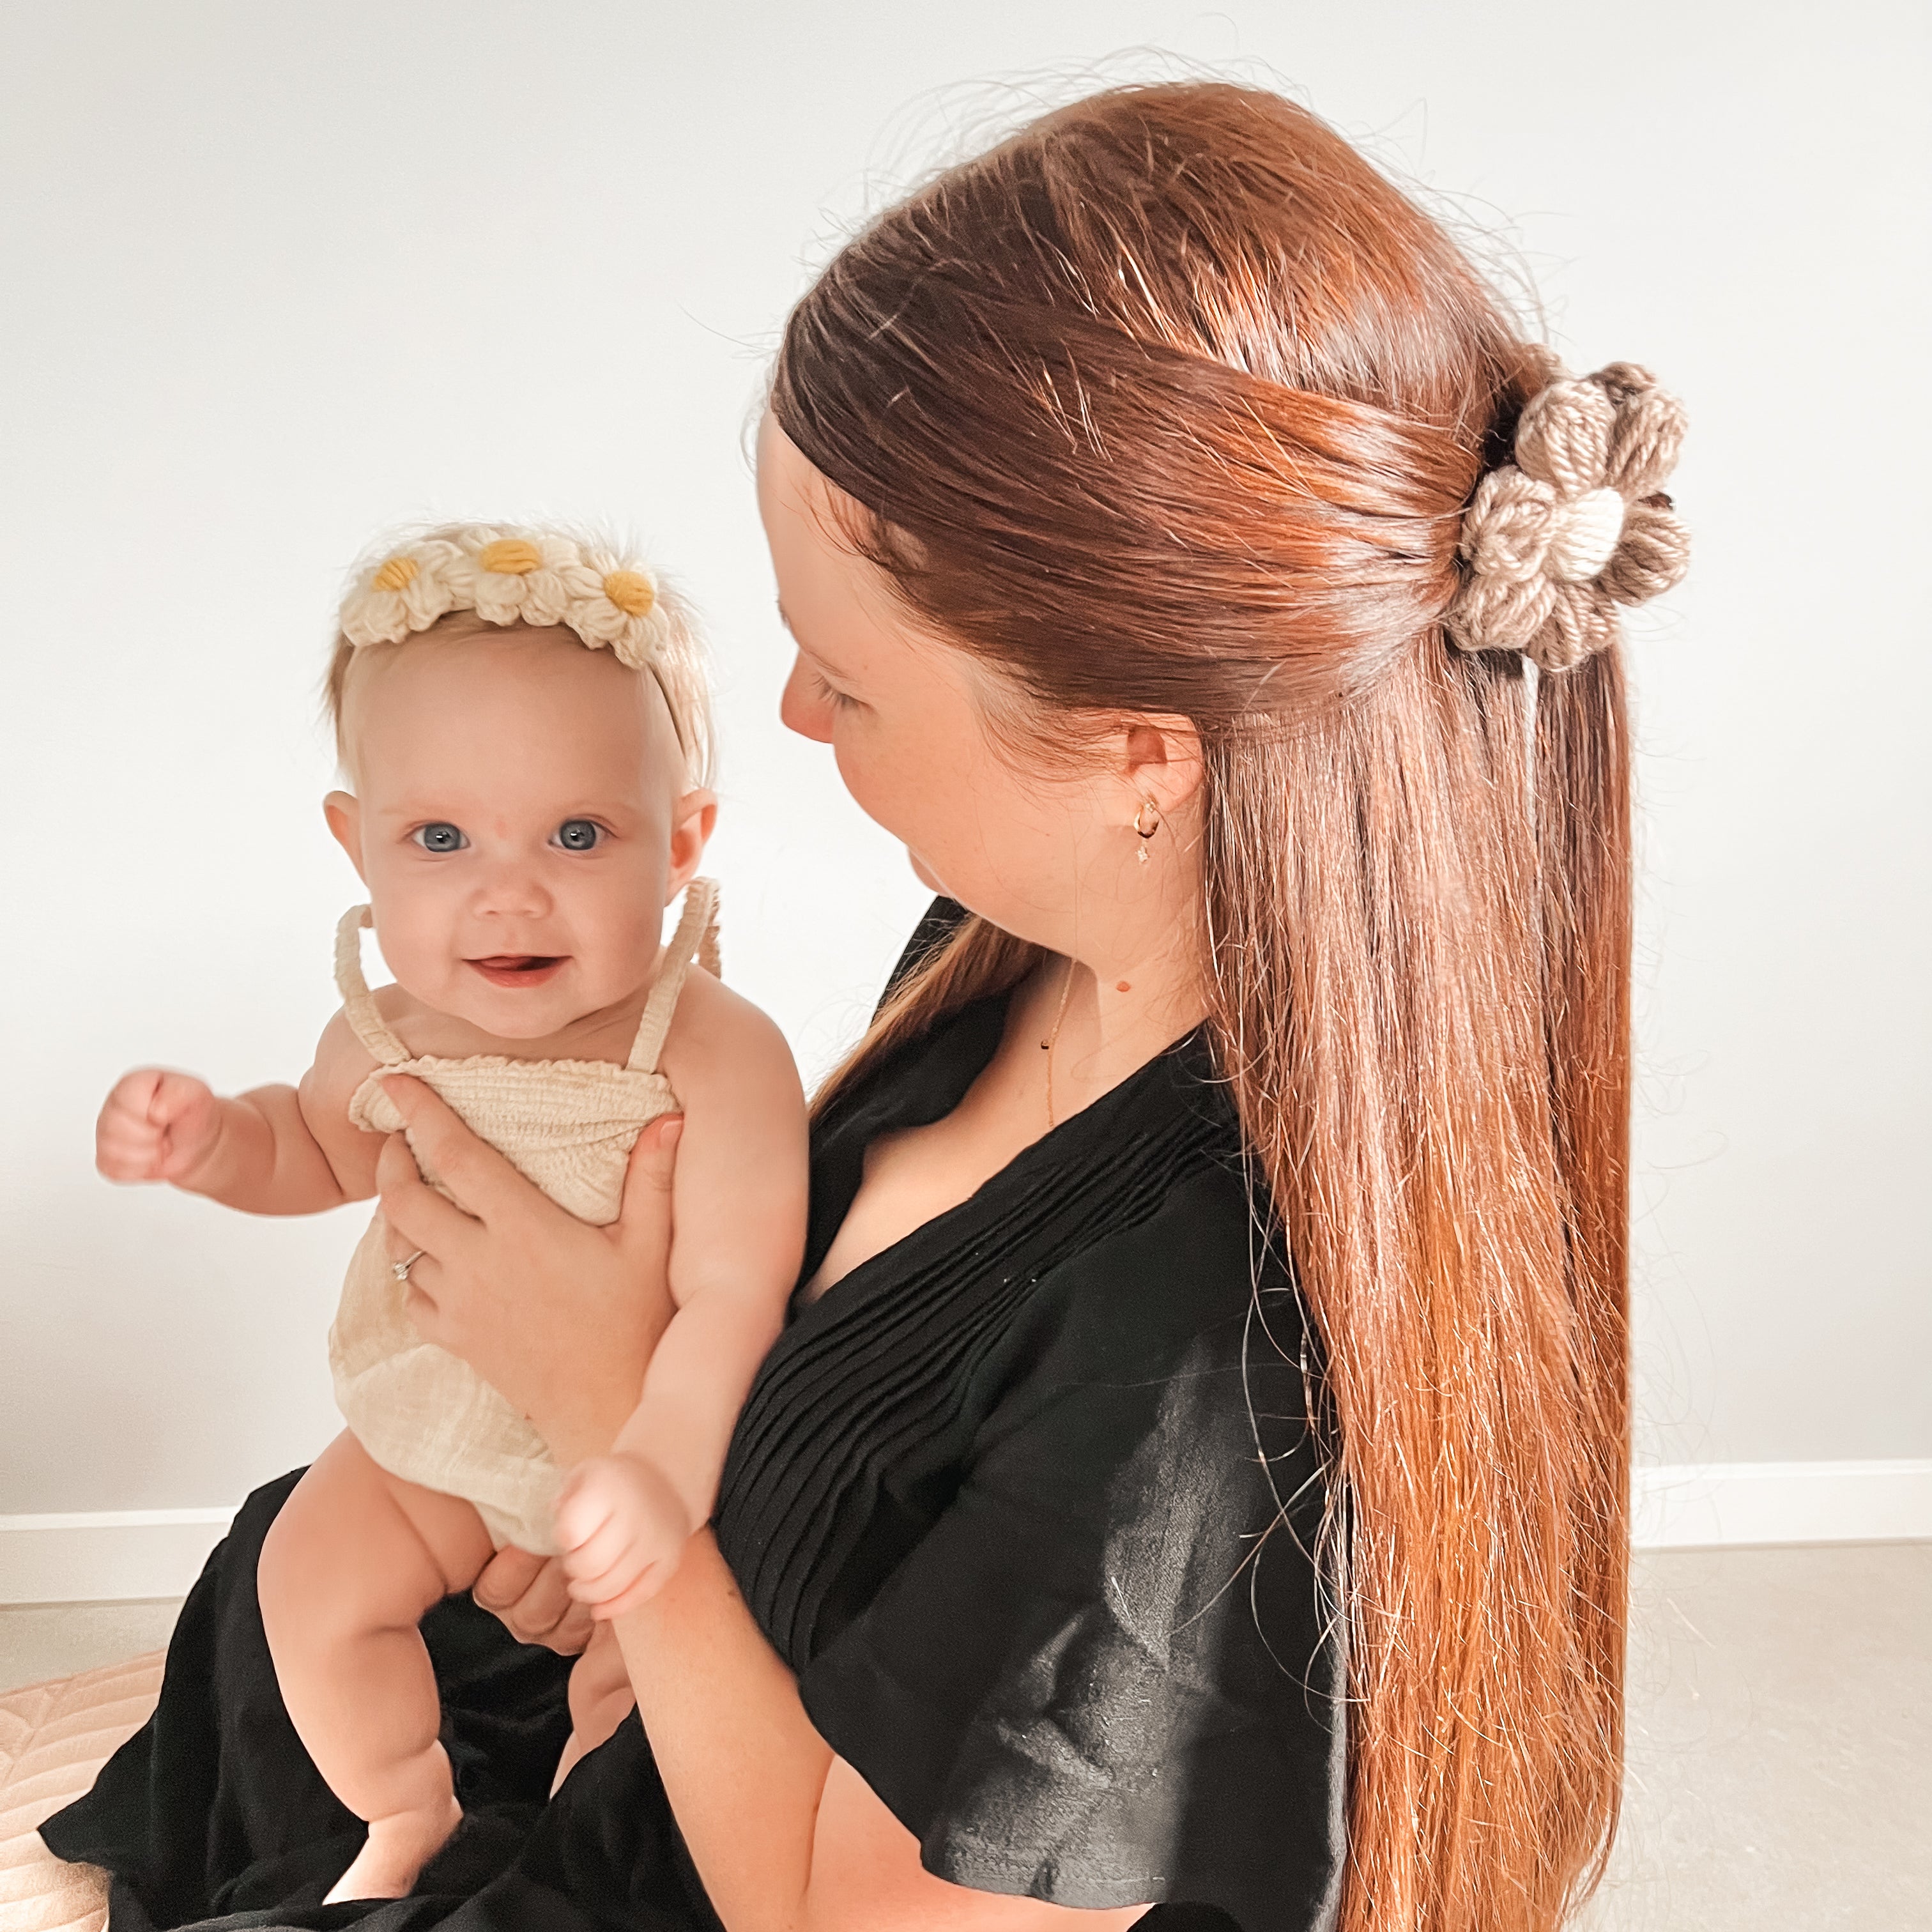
[773,82,1632,1931]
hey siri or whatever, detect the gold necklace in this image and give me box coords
[1040,953,1077,1129]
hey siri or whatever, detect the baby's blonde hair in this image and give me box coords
[323,522,716,788]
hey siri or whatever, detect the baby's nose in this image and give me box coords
[471,863,552,920]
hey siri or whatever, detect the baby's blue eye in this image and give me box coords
[413,823,467,854]
[555,819,602,852]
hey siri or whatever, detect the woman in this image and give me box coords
[43,80,1687,1932]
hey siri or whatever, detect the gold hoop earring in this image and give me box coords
[1132,797,1161,864]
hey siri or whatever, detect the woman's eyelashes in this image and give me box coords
[807,667,857,712]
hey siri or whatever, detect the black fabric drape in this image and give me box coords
[42,900,1343,1930]
[42,1469,723,1931]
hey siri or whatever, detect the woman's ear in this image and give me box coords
[1119,715,1206,821]
[664,788,719,900]
[323,791,367,882]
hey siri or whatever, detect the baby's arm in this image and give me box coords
[556,972,808,1613]
[96,1009,383,1215]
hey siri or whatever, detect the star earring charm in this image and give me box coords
[1132,798,1162,863]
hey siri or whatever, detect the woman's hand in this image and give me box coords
[471,1546,596,1656]
[374,1075,683,1466]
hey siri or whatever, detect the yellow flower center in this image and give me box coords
[479,537,542,576]
[372,555,418,592]
[601,569,656,617]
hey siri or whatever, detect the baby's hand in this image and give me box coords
[96,1068,224,1185]
[553,1453,694,1620]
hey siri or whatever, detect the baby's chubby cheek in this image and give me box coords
[362,893,483,1005]
[564,898,671,1002]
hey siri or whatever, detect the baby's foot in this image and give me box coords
[323,1794,463,1903]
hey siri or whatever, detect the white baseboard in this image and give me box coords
[1,1462,1927,1603]
[1632,1459,1932,1550]
[0,1508,236,1605]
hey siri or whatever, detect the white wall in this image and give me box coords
[2,1,1926,1533]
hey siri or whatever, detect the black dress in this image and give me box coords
[42,904,1346,1932]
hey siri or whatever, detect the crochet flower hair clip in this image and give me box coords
[1446,350,1690,673]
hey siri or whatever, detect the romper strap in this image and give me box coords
[333,905,413,1068]
[627,878,721,1074]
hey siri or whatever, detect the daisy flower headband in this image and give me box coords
[338,523,671,670]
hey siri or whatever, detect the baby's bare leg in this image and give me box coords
[257,1430,494,1903]
[551,1623,636,1795]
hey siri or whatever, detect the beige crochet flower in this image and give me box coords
[460,529,591,630]
[1446,354,1691,672]
[339,537,472,647]
[565,543,668,671]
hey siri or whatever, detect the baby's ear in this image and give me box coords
[323,791,367,882]
[664,788,718,899]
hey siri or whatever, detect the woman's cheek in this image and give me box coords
[830,732,891,834]
[840,749,966,897]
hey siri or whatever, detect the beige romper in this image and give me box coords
[326,880,720,1556]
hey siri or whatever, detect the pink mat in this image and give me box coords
[0,1653,161,1932]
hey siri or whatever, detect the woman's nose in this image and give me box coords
[778,652,836,744]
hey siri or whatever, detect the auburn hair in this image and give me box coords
[774,82,1632,1932]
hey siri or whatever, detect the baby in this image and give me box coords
[95,525,809,1902]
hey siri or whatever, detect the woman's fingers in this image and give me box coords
[379,1074,536,1226]
[473,1549,593,1654]
[399,1259,449,1345]
[544,1595,597,1656]
[376,1133,475,1263]
[372,1135,461,1347]
[472,1544,545,1611]
[613,1114,682,1266]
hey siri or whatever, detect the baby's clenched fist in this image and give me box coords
[553,1453,694,1620]
[96,1068,224,1185]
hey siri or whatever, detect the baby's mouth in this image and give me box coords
[466,954,567,990]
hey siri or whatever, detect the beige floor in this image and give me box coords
[0,1597,182,1688]
[1586,1541,1930,1929]
[3,1543,1927,1927]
